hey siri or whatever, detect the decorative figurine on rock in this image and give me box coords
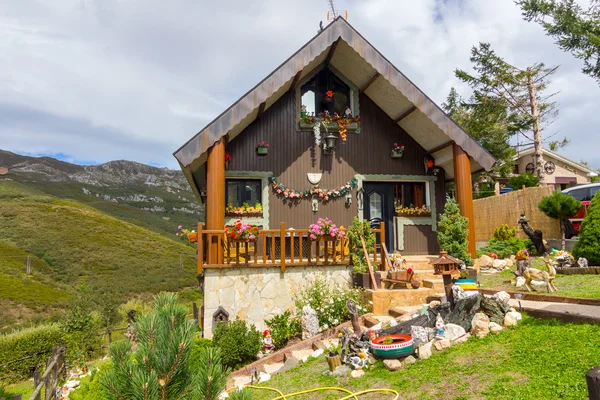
[344,105,352,118]
[263,329,275,355]
[349,349,369,370]
[434,314,445,339]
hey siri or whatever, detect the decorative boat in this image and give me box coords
[370,334,414,359]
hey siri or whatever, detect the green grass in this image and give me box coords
[479,258,600,299]
[251,316,600,399]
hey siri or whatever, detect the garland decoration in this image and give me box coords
[269,176,358,202]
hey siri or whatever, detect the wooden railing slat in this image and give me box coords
[197,223,204,275]
[271,232,276,264]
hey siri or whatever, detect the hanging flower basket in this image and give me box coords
[391,143,405,159]
[308,218,345,240]
[187,232,198,243]
[256,141,269,155]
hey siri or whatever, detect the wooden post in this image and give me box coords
[587,366,600,400]
[32,368,41,400]
[206,138,226,264]
[360,235,379,290]
[106,330,112,356]
[280,222,286,273]
[379,222,385,270]
[453,143,477,258]
[197,223,204,275]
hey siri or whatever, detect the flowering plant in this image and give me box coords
[308,218,345,240]
[224,220,260,242]
[395,205,431,216]
[226,202,262,216]
[392,143,405,153]
[300,110,361,145]
[325,90,334,98]
[256,141,270,150]
[176,225,195,241]
[489,252,498,259]
[225,152,231,163]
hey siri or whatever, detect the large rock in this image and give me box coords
[479,255,494,268]
[515,277,526,288]
[452,333,471,345]
[492,291,510,305]
[350,370,365,378]
[505,258,514,267]
[444,323,467,342]
[332,365,351,377]
[504,311,522,327]
[301,306,320,340]
[417,341,433,360]
[471,313,490,338]
[492,259,508,270]
[489,322,503,333]
[452,285,469,301]
[403,355,417,365]
[433,339,451,351]
[383,359,403,372]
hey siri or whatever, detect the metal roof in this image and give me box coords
[173,17,496,187]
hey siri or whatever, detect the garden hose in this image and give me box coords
[227,384,399,399]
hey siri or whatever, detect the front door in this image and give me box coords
[363,183,395,252]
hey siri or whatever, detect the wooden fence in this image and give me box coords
[28,345,65,400]
[473,186,561,242]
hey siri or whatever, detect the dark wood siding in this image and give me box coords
[403,225,439,255]
[226,92,446,253]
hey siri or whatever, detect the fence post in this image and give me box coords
[280,222,286,273]
[106,330,112,355]
[26,256,31,275]
[31,367,40,400]
[587,366,600,400]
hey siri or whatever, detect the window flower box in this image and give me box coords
[298,121,359,132]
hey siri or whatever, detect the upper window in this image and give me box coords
[393,182,427,208]
[301,68,351,116]
[226,179,261,208]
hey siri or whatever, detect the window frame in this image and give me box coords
[225,178,263,208]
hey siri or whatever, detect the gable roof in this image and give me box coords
[173,17,495,182]
[516,148,598,177]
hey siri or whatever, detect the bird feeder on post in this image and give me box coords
[431,250,461,307]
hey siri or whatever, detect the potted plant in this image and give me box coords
[308,218,345,241]
[256,141,270,155]
[176,225,197,243]
[325,342,342,372]
[224,152,231,169]
[224,220,260,243]
[323,90,334,104]
[395,205,431,218]
[391,143,405,158]
[347,217,381,289]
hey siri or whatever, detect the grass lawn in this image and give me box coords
[250,315,600,400]
[478,258,600,299]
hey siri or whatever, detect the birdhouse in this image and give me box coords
[431,250,461,276]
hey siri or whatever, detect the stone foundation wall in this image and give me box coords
[203,265,353,338]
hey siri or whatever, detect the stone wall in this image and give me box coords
[203,265,353,338]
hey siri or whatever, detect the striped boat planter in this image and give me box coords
[370,334,414,359]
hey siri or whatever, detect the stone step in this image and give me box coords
[422,278,445,290]
[263,362,284,375]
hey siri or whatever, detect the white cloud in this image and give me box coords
[0,0,598,169]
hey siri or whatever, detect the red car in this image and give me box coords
[562,183,600,238]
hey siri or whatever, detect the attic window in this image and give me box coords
[301,68,351,116]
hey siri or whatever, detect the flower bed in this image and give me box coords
[395,205,431,217]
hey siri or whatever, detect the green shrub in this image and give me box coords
[493,224,516,241]
[265,311,302,349]
[477,238,533,259]
[538,190,582,250]
[294,277,369,331]
[438,197,473,265]
[189,337,214,370]
[212,320,262,370]
[509,173,539,189]
[347,217,375,273]
[573,191,600,265]
[70,362,109,400]
[0,324,62,383]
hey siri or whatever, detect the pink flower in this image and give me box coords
[309,234,316,240]
[178,225,182,230]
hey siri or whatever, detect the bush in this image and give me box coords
[294,277,369,331]
[477,238,533,259]
[573,191,600,265]
[509,173,539,189]
[70,362,109,400]
[0,324,62,383]
[212,320,262,370]
[347,217,375,273]
[538,190,582,250]
[437,197,473,265]
[493,224,516,241]
[189,337,214,370]
[265,311,302,349]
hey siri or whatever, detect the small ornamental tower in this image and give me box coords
[431,250,462,306]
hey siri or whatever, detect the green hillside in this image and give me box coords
[0,180,198,322]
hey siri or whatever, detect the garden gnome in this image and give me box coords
[344,105,352,118]
[301,104,307,117]
[263,329,275,355]
[434,313,445,339]
[368,329,377,342]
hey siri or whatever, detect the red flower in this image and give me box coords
[325,90,334,98]
[426,159,434,168]
[225,152,231,162]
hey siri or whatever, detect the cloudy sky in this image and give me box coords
[1,0,599,169]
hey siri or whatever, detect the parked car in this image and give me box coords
[562,183,600,237]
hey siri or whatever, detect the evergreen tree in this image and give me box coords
[437,197,473,265]
[574,191,600,264]
[538,190,582,250]
[509,173,539,189]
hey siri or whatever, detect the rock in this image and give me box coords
[532,279,546,286]
[291,349,314,363]
[383,359,403,372]
[371,322,383,331]
[429,300,441,308]
[492,259,508,270]
[433,339,451,351]
[492,291,510,305]
[452,333,471,345]
[389,319,398,327]
[403,355,417,365]
[322,370,332,376]
[398,314,414,322]
[443,323,466,342]
[578,258,589,268]
[505,258,514,267]
[479,255,493,268]
[452,285,469,301]
[489,322,503,333]
[278,357,299,373]
[411,325,429,344]
[510,255,516,262]
[350,370,365,378]
[509,307,517,313]
[368,354,377,365]
[332,365,351,377]
[312,341,326,351]
[515,277,526,287]
[417,341,433,360]
[258,372,271,382]
[470,312,490,338]
[263,362,284,374]
[233,375,252,387]
[301,306,320,339]
[504,311,522,327]
[311,349,324,358]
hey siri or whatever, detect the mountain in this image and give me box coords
[0,150,204,237]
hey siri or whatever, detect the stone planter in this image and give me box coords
[370,334,414,359]
[353,271,381,289]
[256,147,268,155]
[391,151,404,159]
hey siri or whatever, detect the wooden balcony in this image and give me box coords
[195,222,386,274]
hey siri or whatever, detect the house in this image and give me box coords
[174,18,496,335]
[513,148,598,190]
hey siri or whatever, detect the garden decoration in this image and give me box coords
[431,250,462,307]
[224,152,231,169]
[518,214,550,255]
[262,329,275,356]
[338,326,371,366]
[300,104,307,117]
[269,176,357,202]
[513,249,531,277]
[434,314,446,339]
[301,305,319,340]
[176,225,197,242]
[256,141,269,155]
[554,251,575,268]
[348,349,369,370]
[323,90,334,104]
[370,334,414,359]
[424,155,435,173]
[391,143,405,158]
[524,258,558,293]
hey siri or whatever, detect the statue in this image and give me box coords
[344,106,352,118]
[301,306,320,340]
[348,349,369,370]
[518,214,550,256]
[434,314,445,339]
[514,249,530,277]
[346,299,363,337]
[262,329,275,355]
[523,258,558,293]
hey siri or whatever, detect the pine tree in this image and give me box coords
[437,197,473,265]
[538,190,582,250]
[573,191,600,264]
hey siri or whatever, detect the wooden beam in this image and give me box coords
[206,138,226,264]
[359,73,380,94]
[288,71,302,93]
[325,38,341,66]
[427,141,453,155]
[394,105,417,124]
[453,143,477,258]
[256,102,266,119]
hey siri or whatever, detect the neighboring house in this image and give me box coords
[513,148,598,190]
[174,17,495,260]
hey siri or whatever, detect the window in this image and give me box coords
[369,192,383,220]
[226,179,261,207]
[301,67,351,116]
[566,187,588,202]
[512,164,519,175]
[393,182,427,208]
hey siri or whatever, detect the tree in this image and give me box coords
[455,43,566,184]
[509,173,540,188]
[61,285,101,365]
[538,190,582,250]
[438,197,473,265]
[516,0,600,83]
[573,191,600,264]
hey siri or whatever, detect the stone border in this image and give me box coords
[556,267,600,275]
[522,307,600,325]
[479,289,600,306]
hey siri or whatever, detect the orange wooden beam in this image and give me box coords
[206,138,226,264]
[453,143,477,258]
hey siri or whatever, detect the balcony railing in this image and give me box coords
[196,222,386,274]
